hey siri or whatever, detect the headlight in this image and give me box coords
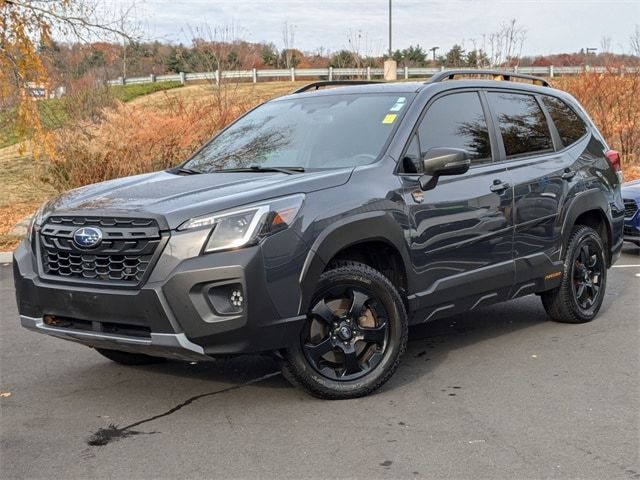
[178,194,305,253]
[27,203,47,244]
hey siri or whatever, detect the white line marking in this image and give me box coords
[612,265,640,268]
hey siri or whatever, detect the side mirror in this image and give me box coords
[419,148,471,191]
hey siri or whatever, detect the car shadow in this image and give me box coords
[384,296,548,391]
[115,295,550,396]
[81,245,637,398]
[621,243,640,256]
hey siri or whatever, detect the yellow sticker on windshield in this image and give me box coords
[382,114,397,124]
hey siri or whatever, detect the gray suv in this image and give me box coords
[14,70,625,399]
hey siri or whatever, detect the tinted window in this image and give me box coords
[401,135,422,173]
[417,92,492,163]
[185,93,414,172]
[488,92,554,158]
[541,95,587,147]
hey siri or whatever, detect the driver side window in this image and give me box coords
[399,92,492,174]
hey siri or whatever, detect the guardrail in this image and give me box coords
[108,65,638,86]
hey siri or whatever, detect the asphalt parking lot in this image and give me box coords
[1,245,639,480]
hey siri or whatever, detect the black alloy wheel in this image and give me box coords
[302,285,389,381]
[542,225,608,323]
[283,262,408,399]
[571,239,604,311]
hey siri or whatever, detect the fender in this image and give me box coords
[559,188,612,260]
[297,210,410,315]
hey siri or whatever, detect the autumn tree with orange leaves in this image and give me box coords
[0,0,133,155]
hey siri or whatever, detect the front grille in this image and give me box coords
[623,199,638,218]
[38,216,164,286]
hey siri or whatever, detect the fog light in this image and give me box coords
[207,283,244,315]
[230,289,244,307]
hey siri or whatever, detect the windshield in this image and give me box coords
[184,93,414,172]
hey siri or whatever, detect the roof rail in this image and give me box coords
[292,80,383,94]
[428,69,551,88]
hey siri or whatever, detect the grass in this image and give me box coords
[0,81,184,149]
[110,80,183,102]
[0,81,300,251]
[0,98,69,149]
[0,143,56,250]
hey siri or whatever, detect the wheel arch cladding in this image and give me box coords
[298,211,411,315]
[561,189,613,265]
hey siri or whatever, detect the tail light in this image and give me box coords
[605,150,623,182]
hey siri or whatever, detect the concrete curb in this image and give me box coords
[0,252,13,264]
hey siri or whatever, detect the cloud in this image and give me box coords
[124,0,640,55]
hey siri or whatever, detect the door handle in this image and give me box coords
[561,168,576,181]
[490,180,510,193]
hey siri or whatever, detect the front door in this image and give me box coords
[397,91,515,322]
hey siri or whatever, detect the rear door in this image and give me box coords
[397,90,515,320]
[485,90,584,293]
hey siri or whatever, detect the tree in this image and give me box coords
[0,0,134,155]
[281,21,296,68]
[403,45,427,66]
[261,43,279,67]
[631,25,640,58]
[466,49,489,68]
[330,49,357,68]
[484,19,527,67]
[445,44,466,67]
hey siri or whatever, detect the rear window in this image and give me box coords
[488,92,554,158]
[541,96,587,147]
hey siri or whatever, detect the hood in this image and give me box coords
[43,168,353,229]
[621,179,640,199]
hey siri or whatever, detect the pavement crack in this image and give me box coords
[87,371,281,447]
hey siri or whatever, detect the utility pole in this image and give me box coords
[429,46,440,62]
[388,0,392,57]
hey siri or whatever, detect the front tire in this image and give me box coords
[95,348,166,365]
[541,225,607,323]
[283,262,408,399]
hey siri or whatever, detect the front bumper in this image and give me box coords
[623,214,640,245]
[20,315,209,361]
[13,227,310,360]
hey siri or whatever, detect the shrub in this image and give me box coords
[555,71,640,169]
[47,87,253,190]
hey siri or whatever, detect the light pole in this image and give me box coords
[384,0,397,80]
[388,0,392,58]
[429,46,440,62]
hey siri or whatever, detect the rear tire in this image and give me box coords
[541,225,607,324]
[95,348,166,365]
[283,262,408,399]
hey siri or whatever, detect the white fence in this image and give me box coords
[107,65,638,86]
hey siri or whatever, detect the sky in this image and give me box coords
[125,0,640,57]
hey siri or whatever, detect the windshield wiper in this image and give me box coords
[212,165,306,175]
[174,166,203,175]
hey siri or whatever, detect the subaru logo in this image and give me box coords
[73,227,103,249]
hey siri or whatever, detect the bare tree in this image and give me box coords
[189,22,250,75]
[631,25,640,58]
[485,19,527,67]
[347,29,364,69]
[282,21,296,68]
